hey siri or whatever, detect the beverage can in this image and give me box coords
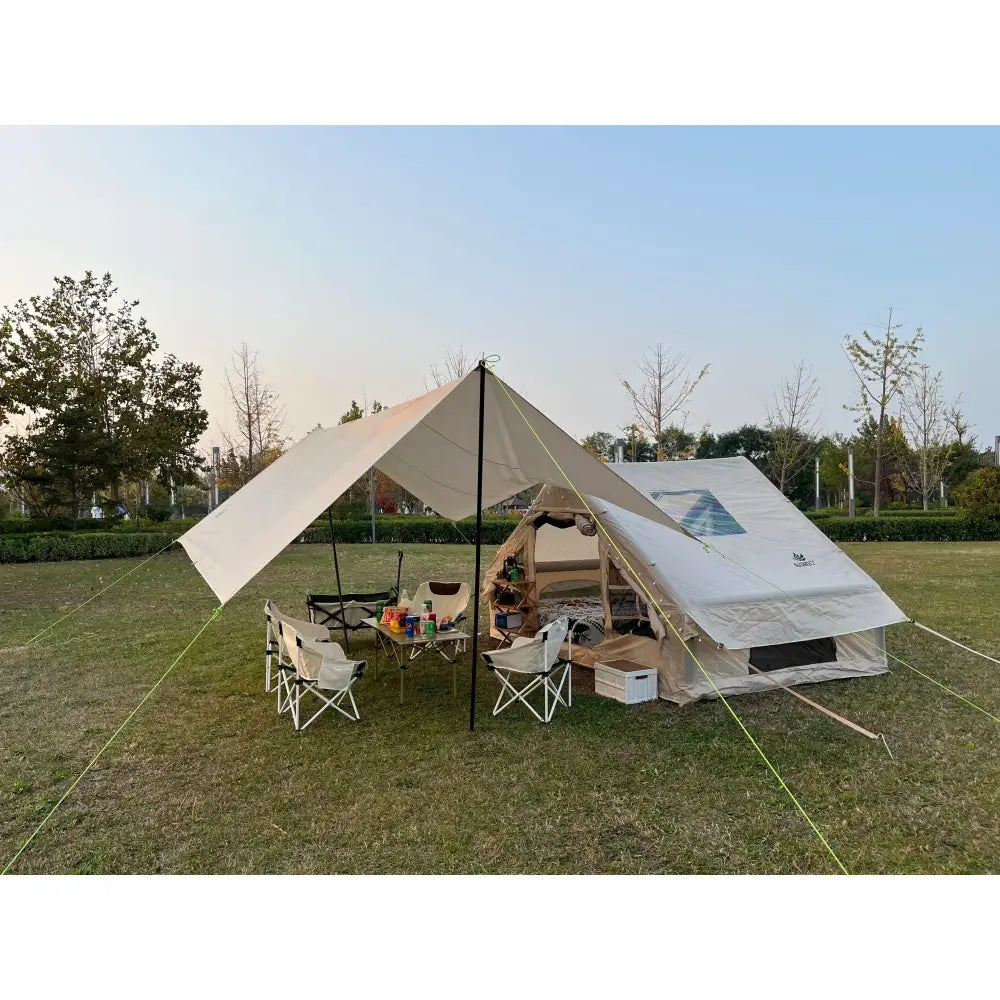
[423,599,432,612]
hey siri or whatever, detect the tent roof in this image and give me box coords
[591,458,908,647]
[178,368,682,605]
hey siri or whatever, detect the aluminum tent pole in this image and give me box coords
[327,506,351,653]
[469,360,487,732]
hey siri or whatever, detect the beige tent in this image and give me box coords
[484,459,908,705]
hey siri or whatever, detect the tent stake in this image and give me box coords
[469,360,487,731]
[327,506,351,653]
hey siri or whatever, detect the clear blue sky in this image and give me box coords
[1,127,996,449]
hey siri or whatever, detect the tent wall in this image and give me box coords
[653,627,888,705]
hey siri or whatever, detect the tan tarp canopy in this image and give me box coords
[179,368,682,605]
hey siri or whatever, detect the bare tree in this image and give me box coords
[221,343,286,488]
[844,309,924,516]
[945,399,971,446]
[620,344,709,461]
[766,360,820,495]
[428,347,476,388]
[900,364,953,509]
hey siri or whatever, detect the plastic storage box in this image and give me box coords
[594,659,658,704]
[495,611,523,629]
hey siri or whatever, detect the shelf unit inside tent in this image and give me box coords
[489,557,536,644]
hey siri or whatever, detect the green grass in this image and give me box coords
[2,542,1000,874]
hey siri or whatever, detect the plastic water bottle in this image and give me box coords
[399,588,410,610]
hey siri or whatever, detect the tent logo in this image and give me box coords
[649,489,746,537]
[792,552,815,567]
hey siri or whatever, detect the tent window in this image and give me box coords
[749,637,837,672]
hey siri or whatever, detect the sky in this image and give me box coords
[0,126,997,452]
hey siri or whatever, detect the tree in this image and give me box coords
[899,364,953,509]
[220,342,286,489]
[656,425,698,461]
[766,360,820,496]
[428,347,476,388]
[945,400,971,446]
[338,397,386,504]
[696,424,773,468]
[620,423,656,462]
[954,467,1000,521]
[620,344,709,460]
[844,309,924,516]
[0,271,207,517]
[582,431,616,462]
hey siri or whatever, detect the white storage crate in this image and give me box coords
[594,659,658,705]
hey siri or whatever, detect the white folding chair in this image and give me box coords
[481,617,572,724]
[409,580,472,657]
[279,620,367,731]
[266,601,333,715]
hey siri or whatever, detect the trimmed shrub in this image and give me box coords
[804,507,960,520]
[813,516,1000,542]
[953,467,1000,522]
[298,516,516,546]
[0,531,179,563]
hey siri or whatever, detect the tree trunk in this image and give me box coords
[873,412,884,518]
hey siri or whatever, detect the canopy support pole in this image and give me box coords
[469,360,487,731]
[327,506,351,653]
[395,549,403,600]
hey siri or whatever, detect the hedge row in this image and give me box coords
[0,518,198,537]
[299,517,516,545]
[803,507,961,520]
[0,530,180,563]
[813,516,1000,542]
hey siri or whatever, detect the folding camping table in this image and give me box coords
[360,617,471,703]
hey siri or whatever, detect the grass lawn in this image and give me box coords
[2,541,1000,874]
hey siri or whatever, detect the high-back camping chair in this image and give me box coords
[265,600,331,712]
[481,616,572,724]
[278,618,367,731]
[410,581,472,641]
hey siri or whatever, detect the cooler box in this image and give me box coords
[594,659,658,704]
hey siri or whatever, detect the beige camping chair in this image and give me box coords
[481,616,572,724]
[265,600,333,714]
[410,581,472,650]
[278,618,367,730]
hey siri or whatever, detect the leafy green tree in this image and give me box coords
[954,467,1000,521]
[620,423,656,462]
[656,426,697,461]
[582,431,616,462]
[696,424,773,468]
[844,308,923,516]
[0,271,208,517]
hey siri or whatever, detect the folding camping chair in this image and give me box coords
[265,600,331,714]
[278,619,367,731]
[481,617,572,724]
[306,549,403,653]
[410,581,472,650]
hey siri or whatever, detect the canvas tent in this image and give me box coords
[483,457,908,704]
